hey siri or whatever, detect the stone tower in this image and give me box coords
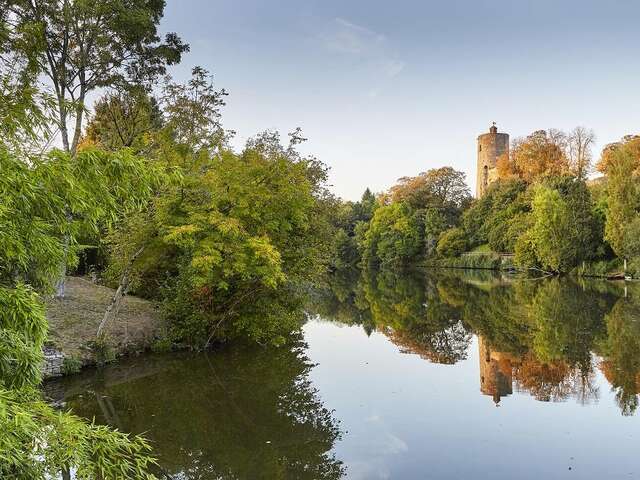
[476,123,509,198]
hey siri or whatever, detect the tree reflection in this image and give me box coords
[47,340,344,479]
[598,298,640,415]
[513,355,598,403]
[316,266,640,415]
[363,269,473,364]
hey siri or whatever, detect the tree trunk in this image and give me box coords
[70,93,85,155]
[96,246,145,340]
[54,264,67,298]
[57,98,70,153]
[55,87,84,296]
[54,94,71,298]
[54,212,73,299]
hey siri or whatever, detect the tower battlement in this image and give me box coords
[476,123,509,198]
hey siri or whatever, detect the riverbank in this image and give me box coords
[423,253,515,271]
[424,253,638,279]
[43,276,165,377]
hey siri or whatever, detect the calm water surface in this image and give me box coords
[45,270,640,479]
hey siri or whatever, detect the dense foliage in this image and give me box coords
[93,69,337,349]
[334,167,472,268]
[2,0,640,473]
[336,127,640,276]
[0,148,159,478]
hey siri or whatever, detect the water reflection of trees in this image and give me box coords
[47,341,344,479]
[599,299,640,415]
[315,267,640,415]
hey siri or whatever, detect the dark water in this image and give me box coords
[45,270,640,479]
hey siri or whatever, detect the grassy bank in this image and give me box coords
[571,258,640,279]
[423,253,516,271]
[424,253,639,280]
[44,277,164,373]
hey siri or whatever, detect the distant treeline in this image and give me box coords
[333,130,640,276]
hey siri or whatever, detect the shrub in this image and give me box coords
[436,228,467,258]
[90,339,116,366]
[61,355,82,375]
[514,230,539,269]
[427,254,505,270]
[151,333,173,353]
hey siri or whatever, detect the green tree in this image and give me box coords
[424,207,448,256]
[527,186,572,271]
[517,179,601,272]
[84,88,163,152]
[4,0,188,297]
[0,147,158,478]
[361,202,422,266]
[363,166,470,265]
[160,66,229,157]
[604,145,640,261]
[462,179,529,250]
[548,176,604,260]
[436,227,467,258]
[331,188,379,269]
[353,187,377,222]
[107,126,335,347]
[3,0,188,154]
[389,166,471,224]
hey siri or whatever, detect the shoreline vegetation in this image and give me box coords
[424,253,635,280]
[43,257,636,383]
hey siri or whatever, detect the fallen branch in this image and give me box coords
[96,245,145,340]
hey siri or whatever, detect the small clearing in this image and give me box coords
[45,277,163,364]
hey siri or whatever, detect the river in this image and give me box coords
[44,269,640,479]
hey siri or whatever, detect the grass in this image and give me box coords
[572,258,640,279]
[424,252,515,271]
[471,244,492,253]
[45,276,164,368]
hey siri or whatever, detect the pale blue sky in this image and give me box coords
[161,0,640,200]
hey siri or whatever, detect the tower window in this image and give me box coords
[483,165,488,188]
[479,145,482,152]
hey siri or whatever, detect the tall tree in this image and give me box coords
[83,88,162,151]
[604,145,640,261]
[567,126,595,179]
[389,166,471,211]
[507,129,570,182]
[3,0,188,154]
[160,66,229,157]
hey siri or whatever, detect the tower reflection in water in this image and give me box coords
[478,336,514,405]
